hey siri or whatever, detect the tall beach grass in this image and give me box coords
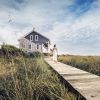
[58,55,100,76]
[0,51,76,100]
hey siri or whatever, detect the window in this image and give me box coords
[29,44,32,49]
[21,43,25,48]
[35,35,38,41]
[30,35,33,41]
[23,44,25,48]
[36,44,39,49]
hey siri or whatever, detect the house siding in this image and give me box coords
[19,38,43,53]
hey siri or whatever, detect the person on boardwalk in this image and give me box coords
[52,44,58,62]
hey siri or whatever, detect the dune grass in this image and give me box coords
[58,55,100,76]
[0,54,76,100]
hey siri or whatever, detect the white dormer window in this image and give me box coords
[35,35,38,41]
[30,35,33,41]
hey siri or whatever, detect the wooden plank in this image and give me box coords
[45,58,100,100]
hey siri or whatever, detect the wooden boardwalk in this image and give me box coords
[45,58,100,100]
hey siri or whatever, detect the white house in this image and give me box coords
[18,29,51,53]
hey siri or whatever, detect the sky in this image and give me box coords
[0,0,100,55]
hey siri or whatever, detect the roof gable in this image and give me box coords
[19,30,50,43]
[25,30,50,41]
[19,30,51,44]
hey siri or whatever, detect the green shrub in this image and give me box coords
[28,52,42,58]
[1,45,43,59]
[1,45,22,57]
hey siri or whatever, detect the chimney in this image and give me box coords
[33,27,35,31]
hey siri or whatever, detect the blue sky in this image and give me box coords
[0,0,100,55]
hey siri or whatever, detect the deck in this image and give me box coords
[45,58,100,100]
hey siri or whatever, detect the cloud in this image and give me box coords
[0,0,100,55]
[45,0,100,55]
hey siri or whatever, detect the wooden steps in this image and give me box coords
[45,58,100,100]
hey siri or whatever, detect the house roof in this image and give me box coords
[19,30,50,42]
